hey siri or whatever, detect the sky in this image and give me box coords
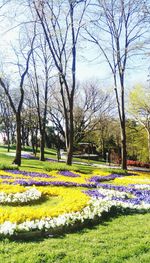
[0,1,149,91]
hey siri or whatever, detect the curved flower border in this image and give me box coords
[0,195,149,236]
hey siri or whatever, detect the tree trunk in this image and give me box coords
[26,128,30,146]
[120,80,127,170]
[66,109,74,165]
[13,113,22,166]
[7,130,10,152]
[35,126,38,156]
[40,131,45,161]
[31,130,35,156]
[66,142,73,165]
[21,124,25,148]
[121,121,127,170]
[147,129,150,162]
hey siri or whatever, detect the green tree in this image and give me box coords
[126,119,148,162]
[129,85,150,162]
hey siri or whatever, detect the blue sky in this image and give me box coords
[76,44,149,88]
[0,1,149,90]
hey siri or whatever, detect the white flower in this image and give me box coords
[0,188,41,204]
[0,221,16,235]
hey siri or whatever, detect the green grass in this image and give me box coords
[0,163,18,170]
[0,153,15,167]
[3,195,62,210]
[99,167,128,174]
[0,145,149,262]
[0,213,149,263]
[0,144,108,167]
[44,162,91,173]
[0,145,98,173]
[0,145,126,174]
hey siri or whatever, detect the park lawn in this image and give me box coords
[0,145,106,168]
[0,213,149,263]
[0,145,126,175]
[0,145,97,173]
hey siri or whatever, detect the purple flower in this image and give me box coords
[6,170,53,179]
[84,189,106,199]
[88,174,125,184]
[0,175,13,179]
[111,196,141,205]
[21,153,39,160]
[4,179,95,188]
[58,171,80,178]
[21,153,58,162]
[96,183,150,205]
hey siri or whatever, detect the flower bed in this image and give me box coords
[0,168,149,237]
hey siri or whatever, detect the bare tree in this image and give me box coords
[0,92,15,151]
[22,96,39,155]
[28,33,53,161]
[48,80,114,148]
[48,86,66,142]
[0,35,35,166]
[30,0,90,165]
[74,82,114,143]
[85,0,147,169]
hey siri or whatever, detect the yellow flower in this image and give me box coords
[0,186,89,224]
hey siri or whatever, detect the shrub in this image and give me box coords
[102,168,128,174]
[0,164,19,170]
[44,163,80,172]
[127,160,150,168]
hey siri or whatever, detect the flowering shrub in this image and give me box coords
[127,160,150,168]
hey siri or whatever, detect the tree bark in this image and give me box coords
[39,131,45,161]
[66,144,73,165]
[121,121,127,170]
[13,113,21,166]
[120,82,127,170]
[147,129,150,162]
[7,129,10,152]
[66,117,74,165]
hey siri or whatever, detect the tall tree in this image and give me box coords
[85,0,147,169]
[73,82,113,144]
[30,0,90,165]
[48,80,113,146]
[0,92,14,151]
[0,35,35,166]
[28,34,53,161]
